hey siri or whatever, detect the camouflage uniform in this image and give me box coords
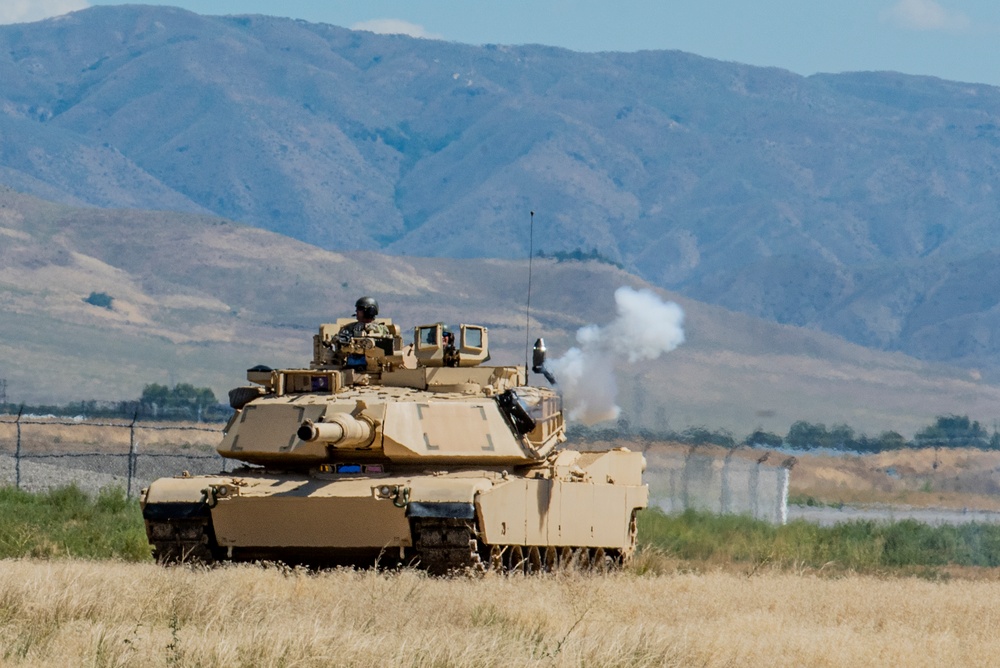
[338,320,391,340]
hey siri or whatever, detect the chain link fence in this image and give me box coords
[1,411,793,524]
[0,410,231,496]
[644,444,794,524]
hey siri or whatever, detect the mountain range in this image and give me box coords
[1,5,1000,430]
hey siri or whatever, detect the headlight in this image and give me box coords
[374,485,396,499]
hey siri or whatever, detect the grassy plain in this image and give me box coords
[3,560,1000,667]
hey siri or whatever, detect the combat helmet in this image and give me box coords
[355,296,379,319]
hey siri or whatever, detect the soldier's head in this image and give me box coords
[355,296,379,322]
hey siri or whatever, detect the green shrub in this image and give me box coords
[637,507,1000,572]
[0,484,149,561]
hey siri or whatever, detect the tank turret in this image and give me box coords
[141,315,647,574]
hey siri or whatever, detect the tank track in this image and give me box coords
[146,514,637,573]
[146,517,218,565]
[410,517,632,575]
[410,518,486,575]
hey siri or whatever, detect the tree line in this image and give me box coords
[570,414,1000,453]
[535,247,624,269]
[0,383,229,422]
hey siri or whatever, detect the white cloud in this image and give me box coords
[350,18,442,40]
[881,0,971,32]
[0,0,88,25]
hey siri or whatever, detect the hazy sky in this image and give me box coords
[5,0,1000,86]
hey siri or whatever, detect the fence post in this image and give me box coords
[127,410,138,498]
[720,448,735,514]
[15,404,24,490]
[749,457,761,520]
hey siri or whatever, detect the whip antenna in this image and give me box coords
[524,210,534,369]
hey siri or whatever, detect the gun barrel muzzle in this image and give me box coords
[297,415,374,448]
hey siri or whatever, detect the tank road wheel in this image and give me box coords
[489,545,505,572]
[527,546,543,574]
[544,547,558,572]
[559,547,573,571]
[468,538,487,574]
[148,518,217,565]
[509,545,525,574]
[593,548,609,573]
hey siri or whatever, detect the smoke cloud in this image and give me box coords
[548,286,685,425]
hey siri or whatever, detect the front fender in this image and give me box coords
[141,475,234,520]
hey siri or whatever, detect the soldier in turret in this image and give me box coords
[339,296,390,339]
[337,297,391,370]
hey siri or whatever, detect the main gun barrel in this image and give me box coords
[297,415,375,449]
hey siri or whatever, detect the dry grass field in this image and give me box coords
[0,418,221,455]
[3,559,1000,667]
[790,446,1000,510]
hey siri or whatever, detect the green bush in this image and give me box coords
[0,484,150,561]
[637,507,1000,572]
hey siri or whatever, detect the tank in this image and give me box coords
[140,316,648,573]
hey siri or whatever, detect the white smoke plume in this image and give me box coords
[548,286,685,425]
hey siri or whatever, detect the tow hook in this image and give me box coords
[201,484,234,508]
[373,484,411,508]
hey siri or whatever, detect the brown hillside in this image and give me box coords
[1,187,999,438]
[790,447,1000,510]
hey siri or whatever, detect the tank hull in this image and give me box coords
[141,449,647,572]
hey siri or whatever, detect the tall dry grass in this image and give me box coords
[3,560,1000,667]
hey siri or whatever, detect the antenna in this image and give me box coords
[524,210,534,370]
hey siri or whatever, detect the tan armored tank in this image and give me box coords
[141,314,648,573]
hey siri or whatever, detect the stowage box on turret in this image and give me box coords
[140,316,648,573]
